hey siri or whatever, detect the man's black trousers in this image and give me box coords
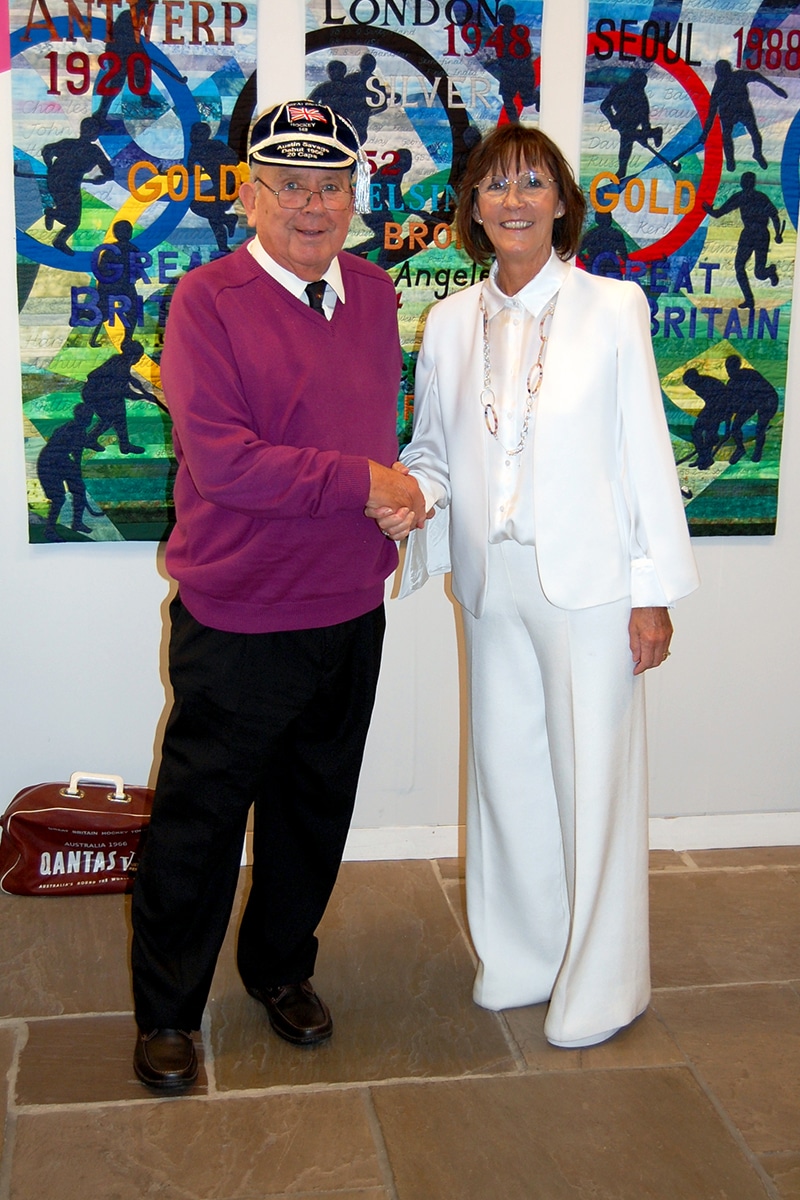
[131,594,385,1032]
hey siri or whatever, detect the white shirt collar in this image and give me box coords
[483,250,570,320]
[247,237,346,309]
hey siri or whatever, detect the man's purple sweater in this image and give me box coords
[161,243,402,633]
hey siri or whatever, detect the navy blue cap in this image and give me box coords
[248,101,360,168]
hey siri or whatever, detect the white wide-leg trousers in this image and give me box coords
[462,541,651,1046]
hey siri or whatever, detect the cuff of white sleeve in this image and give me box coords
[419,481,444,513]
[630,558,670,608]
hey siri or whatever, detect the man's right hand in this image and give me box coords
[366,461,427,529]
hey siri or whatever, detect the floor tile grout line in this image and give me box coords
[2,1021,28,1119]
[651,865,800,875]
[637,1005,692,1072]
[652,980,800,993]
[678,1056,784,1200]
[0,1010,135,1026]
[492,1011,531,1072]
[361,1086,400,1200]
[0,1023,27,1200]
[10,1061,734,1117]
[651,993,782,1198]
[0,1112,16,1200]
[430,858,477,965]
[199,1008,218,1097]
[9,1071,529,1115]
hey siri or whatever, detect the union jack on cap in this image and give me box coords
[286,103,327,125]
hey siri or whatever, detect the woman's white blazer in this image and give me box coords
[400,262,700,617]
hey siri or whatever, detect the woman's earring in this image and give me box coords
[475,216,484,225]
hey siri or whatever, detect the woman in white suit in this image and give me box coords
[375,126,699,1048]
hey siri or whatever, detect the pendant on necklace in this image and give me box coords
[481,387,498,436]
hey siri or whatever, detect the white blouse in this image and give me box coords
[482,251,567,545]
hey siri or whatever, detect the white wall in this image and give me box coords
[1,0,798,855]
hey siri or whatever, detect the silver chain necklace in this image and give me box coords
[479,289,558,457]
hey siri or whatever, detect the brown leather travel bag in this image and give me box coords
[0,772,152,895]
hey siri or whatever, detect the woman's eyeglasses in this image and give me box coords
[476,171,556,200]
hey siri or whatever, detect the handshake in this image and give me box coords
[366,460,432,542]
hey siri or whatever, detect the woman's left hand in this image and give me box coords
[375,505,418,541]
[369,462,433,539]
[629,606,673,675]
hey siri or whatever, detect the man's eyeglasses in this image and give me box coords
[476,171,556,200]
[253,177,353,211]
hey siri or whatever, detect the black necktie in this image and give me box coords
[305,280,326,312]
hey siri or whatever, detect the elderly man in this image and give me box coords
[131,101,425,1090]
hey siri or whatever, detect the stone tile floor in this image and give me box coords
[1,849,799,1199]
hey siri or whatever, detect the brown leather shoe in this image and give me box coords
[134,1028,198,1089]
[247,980,333,1045]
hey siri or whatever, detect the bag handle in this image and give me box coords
[60,772,131,804]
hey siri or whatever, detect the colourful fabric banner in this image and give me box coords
[12,0,256,542]
[1,2,11,73]
[305,0,544,443]
[580,1,797,535]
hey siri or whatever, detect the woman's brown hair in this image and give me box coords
[455,125,586,266]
